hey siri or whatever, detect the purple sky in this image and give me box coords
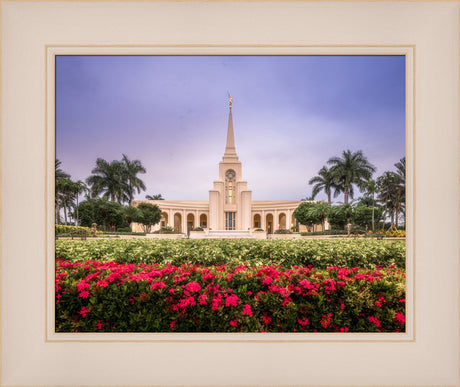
[56,55,405,202]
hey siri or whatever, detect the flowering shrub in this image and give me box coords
[55,225,95,236]
[55,259,405,333]
[385,230,406,238]
[55,238,406,269]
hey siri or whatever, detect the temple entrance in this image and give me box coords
[225,212,236,230]
[174,213,182,233]
[266,214,273,234]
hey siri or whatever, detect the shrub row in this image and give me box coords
[55,225,96,236]
[55,259,405,333]
[55,239,406,269]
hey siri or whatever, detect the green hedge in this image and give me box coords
[55,225,94,236]
[55,238,406,269]
[55,259,406,333]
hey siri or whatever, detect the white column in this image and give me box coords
[182,210,186,234]
[286,209,291,230]
[261,210,266,231]
[274,210,279,231]
[195,210,199,228]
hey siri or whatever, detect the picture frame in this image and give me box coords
[1,1,458,385]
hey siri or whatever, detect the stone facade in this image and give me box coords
[132,103,320,235]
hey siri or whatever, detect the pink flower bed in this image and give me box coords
[56,259,405,333]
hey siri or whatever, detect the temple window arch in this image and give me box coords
[253,214,261,229]
[225,169,236,204]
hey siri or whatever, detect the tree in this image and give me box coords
[327,150,376,204]
[72,180,87,226]
[86,158,128,203]
[365,179,377,231]
[376,171,402,228]
[352,203,384,230]
[293,201,331,232]
[134,203,162,233]
[122,154,147,206]
[308,166,338,204]
[55,159,70,224]
[328,204,353,230]
[56,178,75,224]
[55,159,70,180]
[394,157,406,225]
[293,202,316,231]
[124,205,141,226]
[77,198,126,230]
[145,194,164,200]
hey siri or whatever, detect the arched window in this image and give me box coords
[225,169,236,204]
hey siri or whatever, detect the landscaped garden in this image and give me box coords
[55,238,406,333]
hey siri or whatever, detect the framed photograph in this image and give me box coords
[2,1,458,386]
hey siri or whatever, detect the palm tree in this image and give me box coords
[395,157,406,181]
[394,157,406,225]
[72,180,88,226]
[56,178,75,224]
[365,179,377,231]
[308,166,338,204]
[146,194,164,200]
[55,159,70,180]
[327,150,376,204]
[377,171,400,227]
[86,158,128,203]
[307,201,331,231]
[121,154,147,206]
[55,159,70,224]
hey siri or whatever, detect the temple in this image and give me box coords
[131,98,306,237]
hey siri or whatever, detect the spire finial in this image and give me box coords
[227,91,233,109]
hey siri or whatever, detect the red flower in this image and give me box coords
[76,281,90,292]
[262,313,272,325]
[229,319,237,327]
[368,316,382,328]
[394,312,405,325]
[96,279,108,288]
[185,281,201,293]
[151,281,166,291]
[225,294,239,307]
[242,304,253,316]
[211,295,222,311]
[298,318,309,326]
[78,306,90,317]
[320,313,333,328]
[262,276,273,285]
[78,290,90,299]
[170,320,177,330]
[199,293,208,305]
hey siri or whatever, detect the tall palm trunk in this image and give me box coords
[344,185,349,204]
[63,199,67,225]
[371,192,375,231]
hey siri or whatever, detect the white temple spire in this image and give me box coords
[223,94,238,161]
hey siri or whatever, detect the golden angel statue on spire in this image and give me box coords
[227,92,233,108]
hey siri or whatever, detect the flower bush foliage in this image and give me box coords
[55,225,96,236]
[55,238,406,269]
[55,259,405,333]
